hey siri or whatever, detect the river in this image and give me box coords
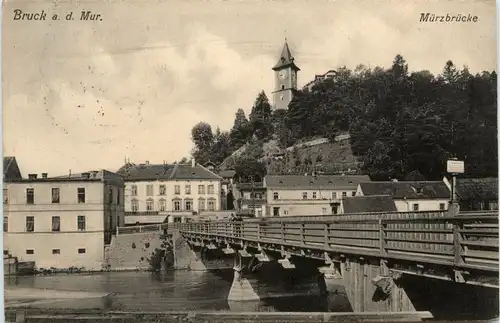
[4,270,335,312]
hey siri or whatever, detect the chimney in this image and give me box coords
[82,172,90,179]
[41,173,48,179]
[90,171,98,178]
[192,159,196,168]
[145,160,150,165]
[28,174,37,180]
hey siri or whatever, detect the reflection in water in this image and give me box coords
[4,270,339,312]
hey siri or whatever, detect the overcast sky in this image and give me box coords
[3,0,496,176]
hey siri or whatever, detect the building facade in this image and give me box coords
[444,177,498,211]
[3,170,124,271]
[264,175,370,217]
[356,181,451,212]
[236,182,267,217]
[118,160,222,223]
[303,70,337,92]
[272,40,300,111]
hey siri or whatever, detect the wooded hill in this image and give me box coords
[190,55,497,182]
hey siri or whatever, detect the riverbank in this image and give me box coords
[5,308,435,323]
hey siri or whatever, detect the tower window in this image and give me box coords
[280,95,284,100]
[281,84,285,90]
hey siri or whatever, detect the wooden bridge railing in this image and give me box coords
[179,211,499,273]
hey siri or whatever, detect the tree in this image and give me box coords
[249,91,273,140]
[210,128,231,165]
[229,109,252,151]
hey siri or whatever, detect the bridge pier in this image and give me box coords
[227,252,261,302]
[321,257,415,313]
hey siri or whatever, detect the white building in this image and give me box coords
[3,169,125,271]
[117,160,223,224]
[264,174,370,216]
[356,181,451,212]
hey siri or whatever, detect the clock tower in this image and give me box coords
[272,39,300,111]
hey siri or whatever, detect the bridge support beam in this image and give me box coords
[227,253,260,302]
[334,257,416,313]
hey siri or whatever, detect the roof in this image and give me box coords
[219,170,236,178]
[9,169,123,183]
[456,178,498,201]
[341,195,397,214]
[359,181,450,199]
[117,162,221,181]
[237,182,265,191]
[272,40,300,71]
[264,175,370,190]
[3,157,22,181]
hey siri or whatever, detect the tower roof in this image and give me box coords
[272,40,300,71]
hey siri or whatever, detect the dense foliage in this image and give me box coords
[191,55,497,181]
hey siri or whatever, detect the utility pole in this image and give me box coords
[447,158,464,216]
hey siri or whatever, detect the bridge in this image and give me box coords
[111,209,499,318]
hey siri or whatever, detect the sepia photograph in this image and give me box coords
[2,0,498,322]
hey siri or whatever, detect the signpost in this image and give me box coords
[447,159,464,217]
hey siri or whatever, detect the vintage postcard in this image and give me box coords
[2,0,498,322]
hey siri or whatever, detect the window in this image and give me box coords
[159,199,166,212]
[313,192,317,199]
[273,192,279,200]
[175,185,180,195]
[52,249,60,255]
[78,248,86,254]
[26,249,34,255]
[302,192,308,200]
[3,217,7,232]
[352,192,356,197]
[131,185,138,196]
[77,188,86,203]
[198,199,205,211]
[198,185,205,194]
[185,185,191,195]
[207,185,214,194]
[52,216,60,232]
[439,203,446,210]
[146,184,153,196]
[342,192,347,197]
[3,189,8,204]
[207,199,215,211]
[116,189,121,204]
[131,199,139,212]
[284,210,288,215]
[413,204,419,211]
[52,188,60,203]
[146,199,154,211]
[173,200,181,211]
[159,185,166,195]
[332,192,336,199]
[280,95,284,100]
[185,199,192,211]
[281,84,285,90]
[26,216,34,232]
[26,188,34,204]
[273,207,280,217]
[77,216,86,231]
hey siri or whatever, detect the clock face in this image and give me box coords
[279,70,288,79]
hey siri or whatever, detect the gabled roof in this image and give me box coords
[117,162,221,181]
[272,40,300,71]
[219,170,236,179]
[170,163,222,181]
[237,182,265,191]
[359,181,450,199]
[265,175,370,190]
[341,195,397,214]
[3,156,22,181]
[456,177,498,201]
